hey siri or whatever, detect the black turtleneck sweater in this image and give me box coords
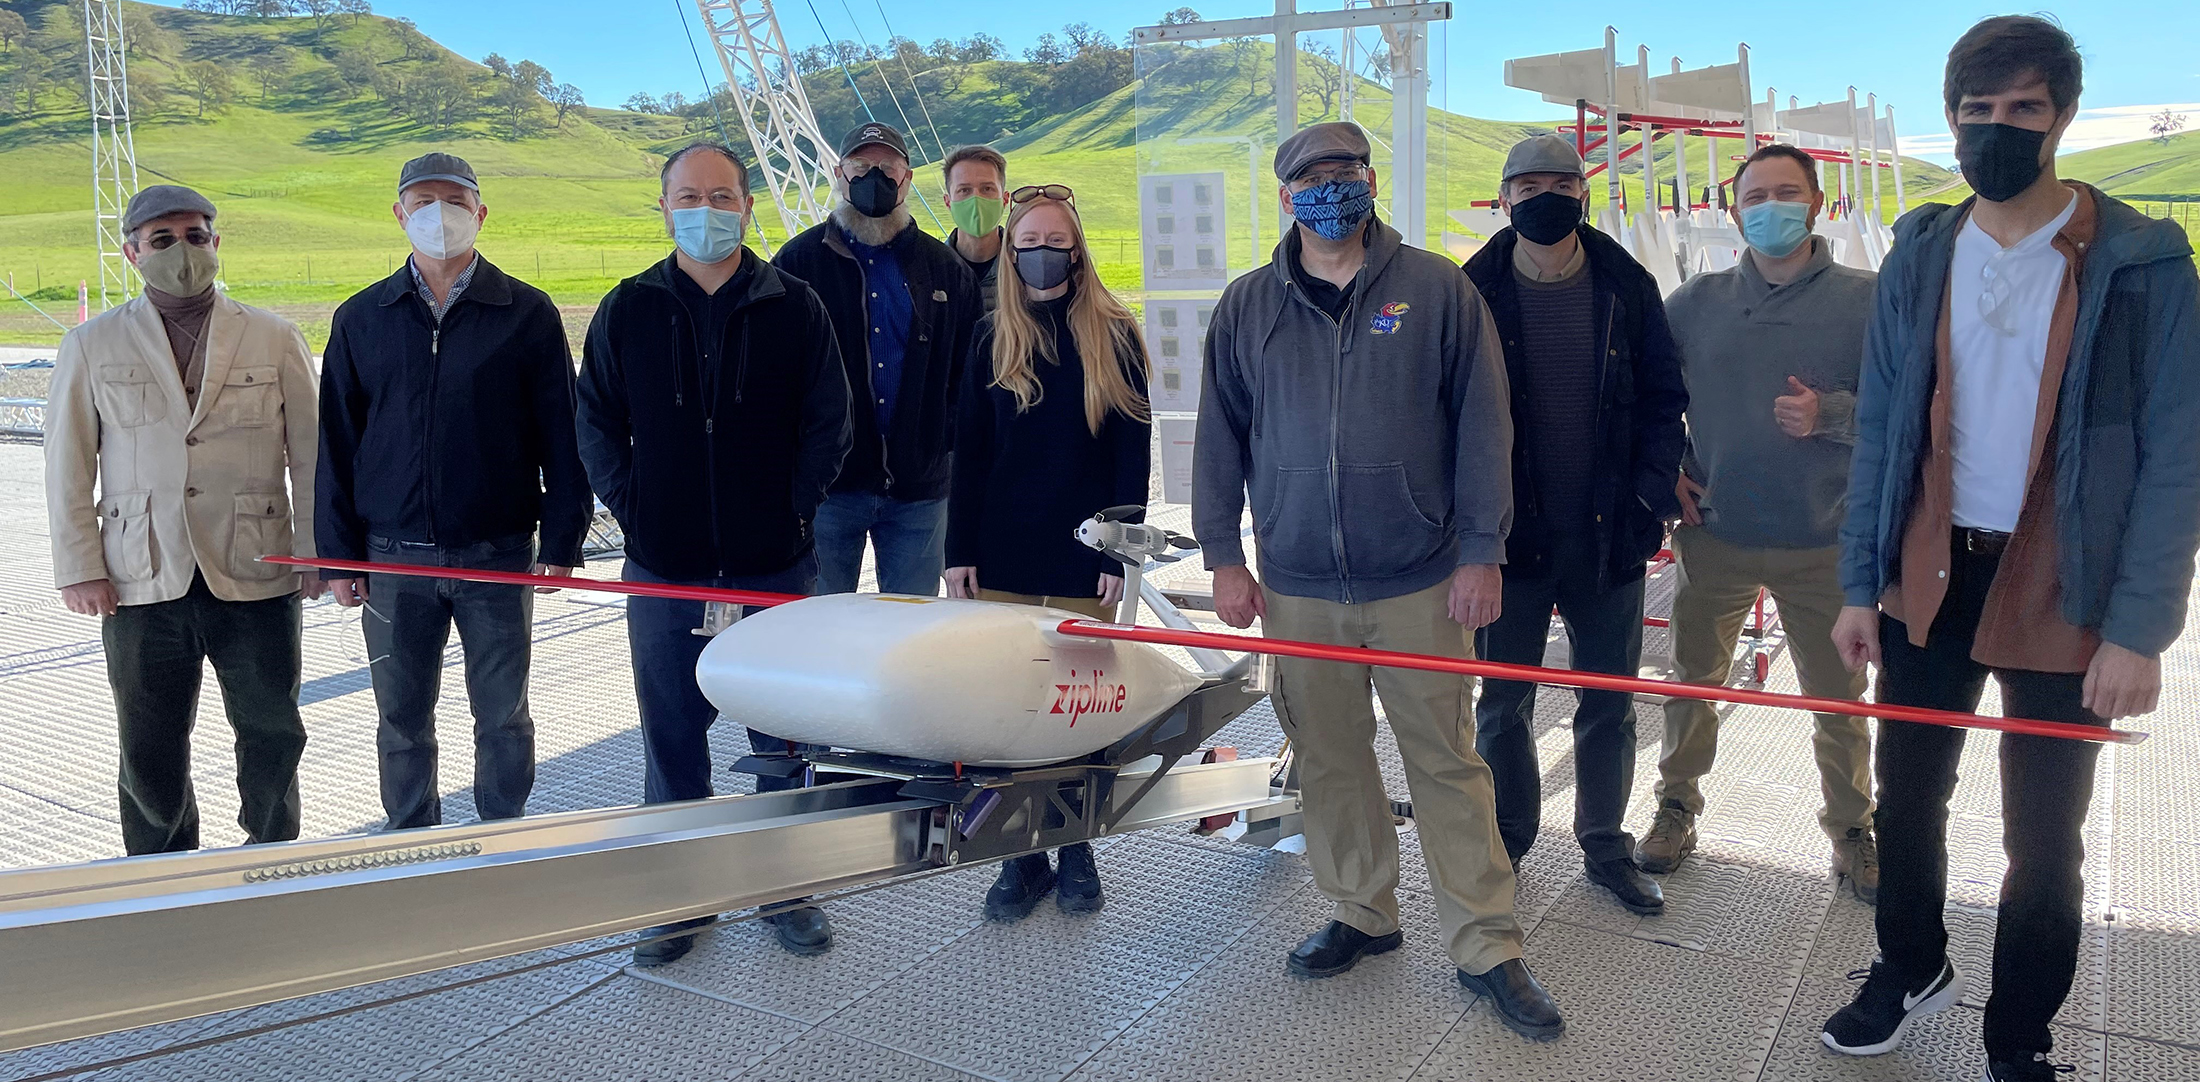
[947,292,1153,597]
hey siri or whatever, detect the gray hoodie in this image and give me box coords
[1664,238,1874,549]
[1193,220,1514,604]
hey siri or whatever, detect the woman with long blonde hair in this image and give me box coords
[944,185,1152,922]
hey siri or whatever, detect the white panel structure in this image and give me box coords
[695,0,837,238]
[1141,173,1229,292]
[698,594,1207,766]
[84,0,140,309]
[1143,299,1213,413]
[1157,414,1198,505]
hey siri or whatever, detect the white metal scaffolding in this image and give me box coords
[695,0,837,240]
[84,0,140,310]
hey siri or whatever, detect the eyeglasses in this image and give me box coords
[1011,184,1075,204]
[844,159,909,182]
[143,228,216,250]
[1289,164,1367,190]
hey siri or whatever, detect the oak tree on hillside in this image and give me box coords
[248,45,295,102]
[0,10,29,55]
[184,60,236,118]
[547,82,585,132]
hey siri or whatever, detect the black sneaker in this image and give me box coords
[1820,958,1963,1055]
[1055,842,1104,914]
[983,853,1057,923]
[1984,1054,2076,1081]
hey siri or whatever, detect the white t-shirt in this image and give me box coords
[1948,191,2078,532]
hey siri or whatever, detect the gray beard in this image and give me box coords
[831,200,914,247]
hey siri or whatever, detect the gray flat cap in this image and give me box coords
[1274,121,1372,181]
[122,184,217,234]
[399,151,479,194]
[1502,134,1587,182]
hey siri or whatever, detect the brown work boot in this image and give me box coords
[1635,800,1697,874]
[1832,826,1880,904]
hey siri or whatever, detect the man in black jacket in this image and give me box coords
[318,152,592,832]
[576,142,852,964]
[1461,135,1688,916]
[773,122,981,597]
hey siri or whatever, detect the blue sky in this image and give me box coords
[232,1,2199,161]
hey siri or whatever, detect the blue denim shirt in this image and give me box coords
[846,232,913,436]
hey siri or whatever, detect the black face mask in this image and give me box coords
[1014,244,1075,291]
[1955,122,2050,203]
[847,170,901,218]
[1508,190,1585,246]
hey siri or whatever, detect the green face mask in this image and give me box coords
[949,195,1007,238]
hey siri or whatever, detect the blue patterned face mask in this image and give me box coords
[1291,178,1374,241]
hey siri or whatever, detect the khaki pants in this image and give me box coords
[1262,580,1524,974]
[1657,526,1873,838]
[975,589,1113,621]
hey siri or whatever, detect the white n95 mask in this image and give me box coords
[404,201,480,260]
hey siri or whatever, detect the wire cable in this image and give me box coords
[869,0,950,164]
[830,0,932,164]
[794,0,946,232]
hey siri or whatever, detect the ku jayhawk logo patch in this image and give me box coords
[1369,301,1410,335]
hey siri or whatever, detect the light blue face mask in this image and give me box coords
[1739,200,1812,259]
[670,205,747,264]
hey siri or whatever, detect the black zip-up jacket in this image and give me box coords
[316,257,593,572]
[1463,224,1688,587]
[574,252,852,581]
[772,219,981,502]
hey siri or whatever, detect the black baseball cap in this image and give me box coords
[398,152,479,195]
[838,122,909,161]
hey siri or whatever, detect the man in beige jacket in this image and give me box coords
[45,185,323,855]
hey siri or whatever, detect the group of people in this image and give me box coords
[46,120,1152,959]
[41,15,2199,1080]
[1190,16,2197,1078]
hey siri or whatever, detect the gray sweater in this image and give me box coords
[1193,221,1514,604]
[1664,238,1874,549]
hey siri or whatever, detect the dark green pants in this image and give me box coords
[103,572,306,854]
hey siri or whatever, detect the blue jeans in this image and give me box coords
[812,491,946,596]
[1473,545,1647,865]
[365,533,538,830]
[624,554,819,804]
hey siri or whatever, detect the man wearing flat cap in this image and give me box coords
[1194,121,1566,1040]
[773,122,980,599]
[46,184,322,854]
[317,152,592,832]
[1462,134,1688,917]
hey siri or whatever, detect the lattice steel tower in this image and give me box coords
[694,0,836,239]
[85,0,141,309]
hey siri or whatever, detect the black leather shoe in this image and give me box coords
[1458,958,1566,1041]
[764,905,832,956]
[631,915,713,967]
[1585,856,1665,915]
[1286,920,1404,978]
[984,853,1057,923]
[1055,842,1104,915]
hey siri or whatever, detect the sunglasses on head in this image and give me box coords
[1010,184,1075,204]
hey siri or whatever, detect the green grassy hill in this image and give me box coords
[0,0,2031,349]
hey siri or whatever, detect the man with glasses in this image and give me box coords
[317,152,593,833]
[578,142,852,964]
[942,143,1009,315]
[1638,144,1881,898]
[1461,134,1687,917]
[1196,121,1565,1041]
[1822,18,2200,1080]
[774,122,981,597]
[46,184,323,854]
